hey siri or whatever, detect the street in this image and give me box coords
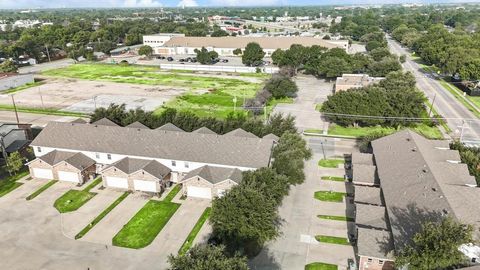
[387,36,480,145]
[0,111,86,127]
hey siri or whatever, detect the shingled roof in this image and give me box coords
[38,150,95,170]
[183,165,243,184]
[92,118,119,127]
[126,121,149,129]
[224,128,258,138]
[32,122,274,169]
[192,127,217,135]
[357,228,394,260]
[106,157,170,178]
[156,123,184,132]
[263,133,279,142]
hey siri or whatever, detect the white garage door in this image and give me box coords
[32,168,53,179]
[133,180,158,192]
[187,186,212,199]
[105,176,129,189]
[58,171,80,183]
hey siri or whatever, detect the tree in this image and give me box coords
[168,244,248,270]
[272,132,312,184]
[210,183,280,256]
[233,48,242,56]
[6,151,24,175]
[369,47,392,61]
[367,57,402,77]
[242,42,265,66]
[241,168,290,205]
[0,60,18,73]
[195,47,218,65]
[396,217,473,270]
[211,29,229,37]
[138,45,153,58]
[264,75,298,99]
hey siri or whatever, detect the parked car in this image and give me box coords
[179,59,185,62]
[167,57,174,62]
[156,56,166,60]
[221,59,229,63]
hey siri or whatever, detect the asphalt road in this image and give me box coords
[387,36,480,145]
[18,58,74,74]
[0,111,86,127]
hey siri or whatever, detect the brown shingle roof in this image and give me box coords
[38,150,95,170]
[192,127,217,135]
[106,157,170,178]
[262,133,279,142]
[354,186,383,206]
[32,122,274,169]
[352,152,374,166]
[224,128,258,138]
[155,123,184,132]
[357,228,394,259]
[352,164,378,185]
[92,118,119,127]
[355,204,389,230]
[126,121,149,129]
[183,165,243,184]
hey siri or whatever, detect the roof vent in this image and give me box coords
[406,138,411,141]
[442,209,449,215]
[446,160,461,164]
[412,148,417,152]
[432,187,437,192]
[422,168,428,173]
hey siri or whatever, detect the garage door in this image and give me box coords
[32,168,53,179]
[133,180,158,192]
[105,176,129,189]
[187,186,212,199]
[58,171,80,183]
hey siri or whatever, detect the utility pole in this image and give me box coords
[11,95,19,124]
[45,44,51,62]
[38,86,45,109]
[320,139,326,160]
[428,93,437,117]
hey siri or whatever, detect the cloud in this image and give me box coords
[178,0,199,7]
[123,0,162,7]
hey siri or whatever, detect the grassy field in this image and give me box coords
[43,63,266,118]
[321,176,345,182]
[327,124,443,140]
[54,178,102,213]
[163,184,181,202]
[179,207,211,255]
[4,81,44,94]
[112,200,180,249]
[75,192,129,239]
[315,235,350,245]
[0,104,87,117]
[26,180,57,200]
[305,262,338,270]
[318,159,344,168]
[314,191,346,202]
[317,215,354,222]
[0,170,28,197]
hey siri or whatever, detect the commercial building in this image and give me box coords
[352,130,480,270]
[334,74,384,93]
[28,119,276,199]
[142,33,349,57]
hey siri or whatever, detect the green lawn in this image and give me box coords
[54,178,102,213]
[321,176,345,182]
[315,235,350,245]
[0,104,86,117]
[26,180,58,200]
[317,215,354,222]
[163,184,182,202]
[179,207,211,255]
[305,262,338,270]
[0,170,29,197]
[318,159,344,168]
[4,81,44,94]
[304,129,323,134]
[327,124,443,140]
[112,200,180,249]
[43,63,265,119]
[314,191,346,202]
[75,192,129,239]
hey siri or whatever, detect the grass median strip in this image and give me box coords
[179,207,211,255]
[318,159,344,168]
[314,191,346,202]
[315,235,350,245]
[54,178,102,213]
[317,215,354,222]
[164,184,182,202]
[0,104,87,117]
[0,170,28,197]
[305,262,338,270]
[26,180,58,200]
[75,192,130,240]
[112,200,180,249]
[321,176,345,182]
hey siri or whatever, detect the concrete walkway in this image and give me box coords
[81,193,148,245]
[61,189,123,239]
[144,198,210,254]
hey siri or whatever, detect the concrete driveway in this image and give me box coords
[0,177,49,201]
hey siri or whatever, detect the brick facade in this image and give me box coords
[181,176,238,198]
[358,256,394,270]
[101,166,166,193]
[28,159,95,184]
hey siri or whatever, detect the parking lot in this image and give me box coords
[0,177,212,270]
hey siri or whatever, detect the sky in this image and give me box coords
[0,0,478,9]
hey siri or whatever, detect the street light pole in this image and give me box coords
[428,93,437,117]
[11,94,19,124]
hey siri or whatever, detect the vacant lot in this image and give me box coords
[42,63,267,118]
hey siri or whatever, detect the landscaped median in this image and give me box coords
[26,180,58,200]
[315,235,350,245]
[75,192,129,239]
[305,262,338,270]
[179,207,211,255]
[317,215,354,222]
[321,176,345,182]
[54,178,102,213]
[163,184,181,202]
[314,191,346,203]
[0,170,29,197]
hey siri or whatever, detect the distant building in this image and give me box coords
[0,123,32,158]
[334,74,384,93]
[352,130,480,270]
[143,33,349,57]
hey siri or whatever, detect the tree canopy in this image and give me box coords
[168,244,248,270]
[242,42,265,66]
[195,47,219,65]
[264,75,298,99]
[0,60,18,73]
[138,45,153,57]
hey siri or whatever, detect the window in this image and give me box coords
[367,258,373,263]
[171,160,176,166]
[184,162,189,168]
[107,154,111,160]
[37,146,41,153]
[379,260,384,266]
[95,153,100,159]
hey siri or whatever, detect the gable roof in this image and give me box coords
[126,121,149,129]
[355,204,389,230]
[354,186,383,206]
[106,157,170,178]
[183,165,243,184]
[156,123,184,132]
[92,118,119,127]
[357,228,394,260]
[71,118,87,124]
[192,127,216,135]
[224,128,258,138]
[262,133,279,142]
[32,122,274,169]
[38,150,95,170]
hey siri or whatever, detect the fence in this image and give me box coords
[159,63,279,74]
